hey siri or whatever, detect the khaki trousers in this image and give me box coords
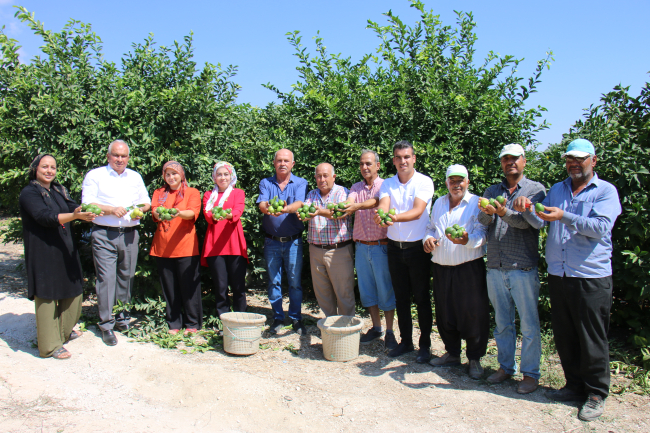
[309,243,356,317]
[34,294,82,357]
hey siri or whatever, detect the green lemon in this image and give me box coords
[445,227,454,235]
[496,195,506,205]
[389,208,396,215]
[535,203,545,213]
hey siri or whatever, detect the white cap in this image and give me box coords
[498,143,525,159]
[446,164,468,178]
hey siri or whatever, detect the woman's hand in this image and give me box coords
[73,206,100,222]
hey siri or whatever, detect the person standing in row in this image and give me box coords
[20,154,97,359]
[203,162,248,324]
[150,161,202,335]
[376,140,434,363]
[478,144,546,394]
[425,164,489,379]
[82,140,151,346]
[303,163,355,319]
[344,150,397,350]
[516,139,621,422]
[257,149,309,335]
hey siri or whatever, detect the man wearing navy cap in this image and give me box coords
[515,139,621,421]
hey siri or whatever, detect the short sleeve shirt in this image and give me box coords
[348,177,387,241]
[256,174,308,237]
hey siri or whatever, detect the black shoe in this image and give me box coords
[416,347,431,364]
[101,329,118,346]
[114,322,130,332]
[292,320,307,336]
[268,319,285,335]
[360,328,384,344]
[384,331,398,351]
[545,386,587,402]
[387,341,414,358]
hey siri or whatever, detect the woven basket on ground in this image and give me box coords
[221,312,266,355]
[317,315,363,362]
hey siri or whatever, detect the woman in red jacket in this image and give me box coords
[202,161,248,319]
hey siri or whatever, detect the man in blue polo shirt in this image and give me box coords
[257,149,310,335]
[515,139,621,422]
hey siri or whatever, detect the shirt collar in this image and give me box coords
[445,189,472,204]
[563,172,600,190]
[500,175,528,190]
[272,173,293,184]
[364,176,382,189]
[107,165,128,177]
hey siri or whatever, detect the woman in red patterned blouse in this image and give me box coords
[202,161,249,321]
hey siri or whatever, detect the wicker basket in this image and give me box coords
[221,312,266,355]
[317,315,364,362]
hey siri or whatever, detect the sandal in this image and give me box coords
[52,347,71,360]
[168,329,180,335]
[68,330,83,342]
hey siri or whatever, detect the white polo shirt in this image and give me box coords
[82,165,151,227]
[378,170,434,241]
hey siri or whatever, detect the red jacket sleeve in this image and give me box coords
[229,189,245,222]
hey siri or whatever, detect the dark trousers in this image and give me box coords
[206,255,248,318]
[432,258,489,361]
[548,275,613,398]
[156,256,202,330]
[387,243,432,349]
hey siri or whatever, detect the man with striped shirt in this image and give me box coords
[304,163,355,317]
[478,143,546,394]
[343,150,397,350]
[424,164,489,379]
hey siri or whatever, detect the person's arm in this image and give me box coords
[257,179,273,215]
[203,191,216,225]
[135,175,151,213]
[177,188,200,221]
[226,189,246,222]
[390,197,428,223]
[477,187,496,226]
[20,187,93,227]
[498,186,546,229]
[422,201,440,253]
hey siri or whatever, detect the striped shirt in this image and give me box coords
[305,184,352,245]
[478,176,546,270]
[348,177,387,242]
[425,191,487,266]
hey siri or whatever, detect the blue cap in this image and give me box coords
[562,139,595,158]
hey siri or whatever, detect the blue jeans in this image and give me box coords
[355,242,396,311]
[486,267,541,379]
[263,237,303,321]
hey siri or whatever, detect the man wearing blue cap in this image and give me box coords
[478,143,546,394]
[515,138,621,422]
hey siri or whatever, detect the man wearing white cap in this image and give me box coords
[478,143,546,394]
[514,138,621,422]
[424,164,489,379]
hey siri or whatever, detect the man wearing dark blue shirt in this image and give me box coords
[256,149,309,335]
[515,139,621,422]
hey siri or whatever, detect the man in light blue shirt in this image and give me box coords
[515,139,621,422]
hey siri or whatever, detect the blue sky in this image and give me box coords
[2,0,649,149]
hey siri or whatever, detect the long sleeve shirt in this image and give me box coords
[522,174,621,278]
[425,191,487,266]
[478,176,546,270]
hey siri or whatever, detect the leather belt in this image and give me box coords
[265,233,301,243]
[312,239,353,250]
[356,239,389,246]
[388,239,422,249]
[94,224,137,233]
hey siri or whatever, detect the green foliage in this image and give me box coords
[529,79,650,363]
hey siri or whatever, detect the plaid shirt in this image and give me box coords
[305,184,352,245]
[478,176,546,270]
[348,177,387,241]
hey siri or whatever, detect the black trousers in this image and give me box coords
[206,255,248,318]
[431,258,489,361]
[387,243,432,349]
[155,256,202,330]
[548,274,613,398]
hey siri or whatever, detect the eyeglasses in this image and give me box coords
[565,155,590,164]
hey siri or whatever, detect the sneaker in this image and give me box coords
[360,328,384,344]
[545,386,587,402]
[268,319,285,335]
[292,319,307,336]
[578,394,605,422]
[384,332,398,351]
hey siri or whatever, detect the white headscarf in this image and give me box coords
[205,161,237,212]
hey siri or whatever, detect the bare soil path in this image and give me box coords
[1,235,648,432]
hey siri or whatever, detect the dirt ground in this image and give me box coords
[1,238,649,433]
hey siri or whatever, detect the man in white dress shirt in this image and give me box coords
[82,140,150,346]
[375,140,434,363]
[424,164,489,379]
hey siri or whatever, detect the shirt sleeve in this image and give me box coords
[81,170,99,204]
[477,187,495,226]
[19,187,61,228]
[256,179,269,204]
[423,200,440,242]
[187,189,202,222]
[415,176,434,202]
[379,179,390,200]
[296,178,308,202]
[464,208,488,249]
[229,189,246,223]
[203,191,215,225]
[135,173,151,205]
[501,184,546,229]
[559,183,621,238]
